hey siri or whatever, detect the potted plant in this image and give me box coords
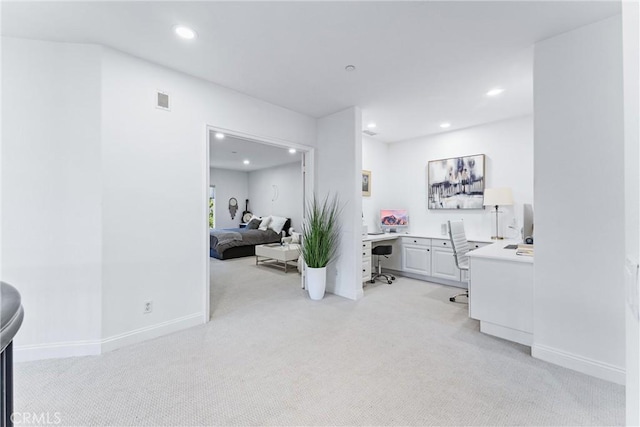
[301,194,341,300]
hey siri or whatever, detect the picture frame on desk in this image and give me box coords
[427,154,485,210]
[362,170,371,197]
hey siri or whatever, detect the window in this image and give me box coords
[209,186,215,229]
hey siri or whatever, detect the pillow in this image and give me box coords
[269,215,288,234]
[290,232,301,244]
[246,218,261,229]
[258,216,272,231]
[282,218,292,235]
[249,215,261,223]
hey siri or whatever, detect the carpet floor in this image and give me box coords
[13,256,624,426]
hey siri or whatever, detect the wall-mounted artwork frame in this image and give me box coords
[428,154,485,209]
[362,170,371,197]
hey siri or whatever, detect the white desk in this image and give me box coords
[468,240,534,346]
[363,233,400,243]
[361,234,400,282]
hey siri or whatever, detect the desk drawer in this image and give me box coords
[470,241,489,250]
[401,237,431,247]
[432,239,452,249]
[362,258,371,281]
[362,240,372,258]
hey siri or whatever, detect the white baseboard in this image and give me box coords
[15,340,102,362]
[101,312,203,353]
[14,312,203,362]
[532,344,625,385]
[480,321,533,347]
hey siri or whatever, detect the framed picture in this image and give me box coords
[362,170,371,197]
[428,154,485,209]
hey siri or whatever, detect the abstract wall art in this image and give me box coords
[427,154,485,209]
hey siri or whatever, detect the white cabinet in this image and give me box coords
[401,237,431,275]
[362,240,372,282]
[468,244,534,346]
[366,235,491,287]
[431,246,460,281]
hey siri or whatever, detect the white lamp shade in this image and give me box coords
[483,188,513,206]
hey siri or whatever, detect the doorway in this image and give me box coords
[204,126,314,320]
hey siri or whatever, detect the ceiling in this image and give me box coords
[2,1,621,143]
[209,132,302,172]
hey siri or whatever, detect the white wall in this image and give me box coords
[248,161,303,231]
[1,38,103,358]
[362,136,392,233]
[2,37,317,359]
[533,16,625,384]
[380,116,534,241]
[316,107,363,300]
[209,168,249,229]
[623,1,640,422]
[100,47,316,345]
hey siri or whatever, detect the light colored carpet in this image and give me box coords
[14,256,624,426]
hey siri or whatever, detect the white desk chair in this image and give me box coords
[448,220,470,302]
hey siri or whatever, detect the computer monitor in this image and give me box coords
[380,209,409,233]
[523,203,534,243]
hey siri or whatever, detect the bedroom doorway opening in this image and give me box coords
[204,126,314,320]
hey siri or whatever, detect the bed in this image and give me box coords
[209,217,291,260]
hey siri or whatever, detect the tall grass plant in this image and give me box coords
[301,194,342,268]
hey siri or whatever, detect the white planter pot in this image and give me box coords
[306,266,327,300]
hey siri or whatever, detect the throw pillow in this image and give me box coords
[246,218,261,229]
[258,216,272,231]
[269,215,288,234]
[282,218,292,235]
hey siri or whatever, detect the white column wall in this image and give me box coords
[533,16,625,384]
[623,0,640,422]
[316,107,363,300]
[1,38,103,359]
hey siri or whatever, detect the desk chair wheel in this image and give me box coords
[449,291,468,303]
[370,279,375,284]
[387,280,392,284]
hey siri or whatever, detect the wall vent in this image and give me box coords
[156,91,170,111]
[363,129,377,136]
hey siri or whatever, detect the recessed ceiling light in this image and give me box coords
[289,148,296,154]
[440,122,451,129]
[367,123,377,129]
[174,25,197,40]
[345,65,356,72]
[243,160,250,165]
[215,132,225,140]
[486,88,505,97]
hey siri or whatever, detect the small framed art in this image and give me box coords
[362,170,371,197]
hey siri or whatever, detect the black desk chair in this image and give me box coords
[448,220,471,302]
[370,245,396,285]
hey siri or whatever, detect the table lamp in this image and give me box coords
[483,188,513,239]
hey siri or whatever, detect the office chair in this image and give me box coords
[370,245,396,285]
[447,220,471,302]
